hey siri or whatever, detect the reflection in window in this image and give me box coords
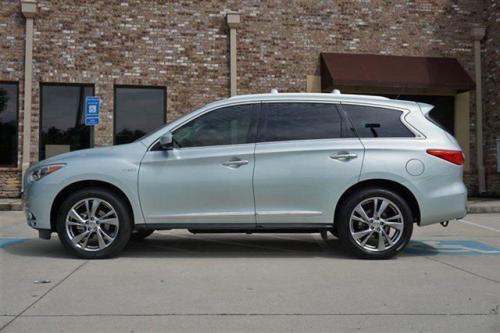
[173,105,255,148]
[261,103,344,142]
[342,104,414,138]
[40,84,94,160]
[0,83,18,166]
[114,86,165,145]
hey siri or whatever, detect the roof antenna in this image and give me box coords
[270,88,279,94]
[331,89,341,95]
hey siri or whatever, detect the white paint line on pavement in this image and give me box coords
[458,219,500,233]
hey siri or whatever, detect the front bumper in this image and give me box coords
[23,173,58,233]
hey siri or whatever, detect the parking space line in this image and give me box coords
[458,219,500,233]
[423,255,500,284]
[0,260,89,332]
[15,312,497,317]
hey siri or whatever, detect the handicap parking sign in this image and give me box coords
[85,97,101,126]
[406,240,500,256]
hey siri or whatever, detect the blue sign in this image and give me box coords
[84,96,101,126]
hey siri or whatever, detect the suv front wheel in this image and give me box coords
[56,187,132,259]
[337,187,413,259]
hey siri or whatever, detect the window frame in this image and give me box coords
[257,101,350,144]
[39,82,95,161]
[339,102,423,139]
[149,101,261,151]
[113,85,167,145]
[0,81,19,168]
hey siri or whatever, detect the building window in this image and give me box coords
[114,86,166,145]
[40,84,94,160]
[0,82,18,167]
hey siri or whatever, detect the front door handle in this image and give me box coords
[330,152,357,161]
[222,158,249,168]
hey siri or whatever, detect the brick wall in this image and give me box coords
[0,0,497,197]
[0,0,25,197]
[483,0,500,195]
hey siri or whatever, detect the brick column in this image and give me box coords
[471,24,486,193]
[226,13,241,97]
[20,0,37,187]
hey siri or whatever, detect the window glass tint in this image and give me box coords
[41,84,93,160]
[115,87,165,145]
[385,95,454,135]
[0,83,18,166]
[173,105,254,148]
[261,103,343,142]
[342,104,414,138]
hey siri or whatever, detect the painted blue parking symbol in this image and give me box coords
[405,240,500,256]
[0,238,29,248]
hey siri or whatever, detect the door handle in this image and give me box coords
[330,152,357,161]
[221,158,249,168]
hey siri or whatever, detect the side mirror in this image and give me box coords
[159,132,173,150]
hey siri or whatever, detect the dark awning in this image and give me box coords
[320,53,475,93]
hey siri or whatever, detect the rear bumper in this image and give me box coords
[418,181,467,226]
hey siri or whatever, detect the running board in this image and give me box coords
[136,223,334,234]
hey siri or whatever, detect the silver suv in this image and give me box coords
[24,92,467,259]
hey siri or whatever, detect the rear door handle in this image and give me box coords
[222,158,249,168]
[330,152,357,161]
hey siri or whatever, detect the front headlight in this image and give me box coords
[31,164,66,181]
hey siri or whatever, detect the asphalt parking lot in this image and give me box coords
[0,211,499,332]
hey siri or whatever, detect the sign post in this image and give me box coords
[84,96,101,148]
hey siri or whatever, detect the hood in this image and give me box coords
[35,141,147,166]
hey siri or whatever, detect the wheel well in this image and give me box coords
[334,179,421,225]
[50,180,134,231]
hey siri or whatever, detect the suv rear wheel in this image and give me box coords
[337,187,413,259]
[56,187,132,259]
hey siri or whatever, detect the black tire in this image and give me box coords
[56,187,132,259]
[130,229,154,241]
[337,187,413,259]
[330,225,339,238]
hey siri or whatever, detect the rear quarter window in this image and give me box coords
[342,104,415,138]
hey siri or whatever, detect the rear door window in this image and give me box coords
[341,104,414,138]
[260,103,348,142]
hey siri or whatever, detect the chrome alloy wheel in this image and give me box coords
[349,197,404,252]
[65,198,119,251]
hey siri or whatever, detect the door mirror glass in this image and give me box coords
[159,132,173,150]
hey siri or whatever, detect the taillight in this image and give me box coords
[426,149,464,165]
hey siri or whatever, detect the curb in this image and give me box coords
[467,206,500,214]
[0,202,23,211]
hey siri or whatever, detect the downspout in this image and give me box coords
[21,0,37,188]
[471,24,486,193]
[226,13,241,97]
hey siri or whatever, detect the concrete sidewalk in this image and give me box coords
[3,197,500,213]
